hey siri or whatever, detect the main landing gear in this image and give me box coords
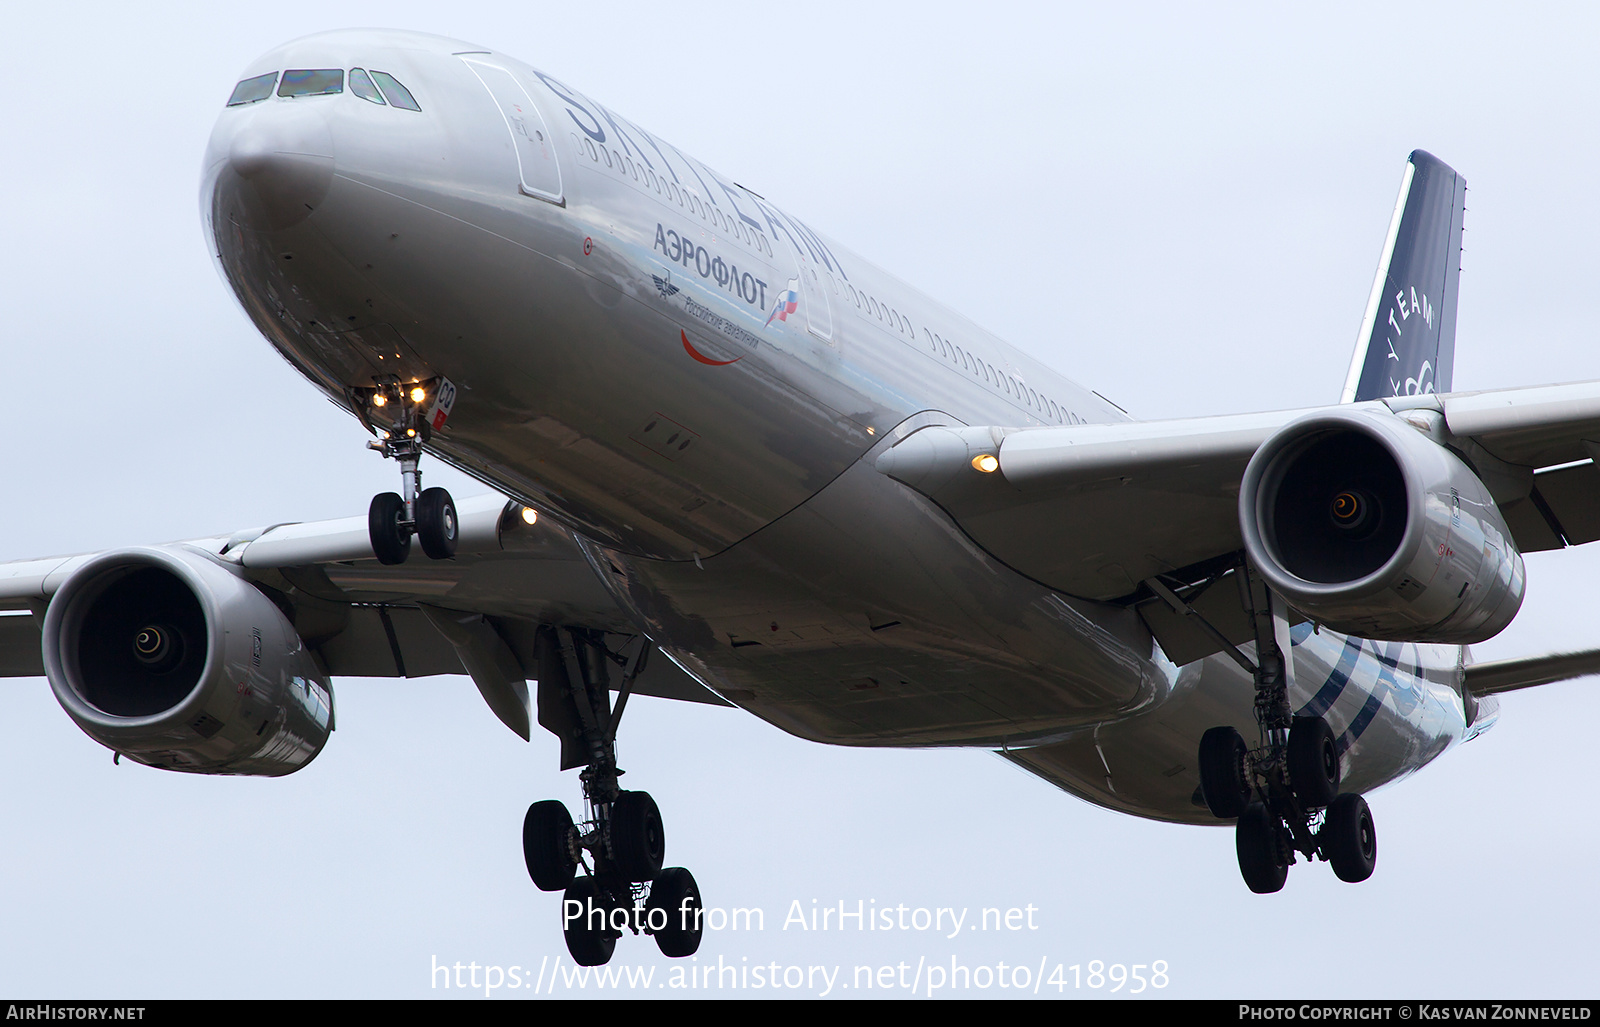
[522,627,703,966]
[362,376,456,565]
[1191,568,1377,893]
[1200,719,1376,892]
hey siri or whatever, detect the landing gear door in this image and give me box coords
[462,59,564,205]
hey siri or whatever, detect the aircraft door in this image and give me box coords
[795,251,834,344]
[762,207,834,344]
[462,59,564,204]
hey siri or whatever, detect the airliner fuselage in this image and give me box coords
[202,28,1480,826]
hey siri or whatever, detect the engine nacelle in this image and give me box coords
[1239,406,1525,643]
[41,546,332,775]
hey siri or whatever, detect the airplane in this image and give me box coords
[5,26,1600,971]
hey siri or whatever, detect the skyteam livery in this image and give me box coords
[5,29,1599,966]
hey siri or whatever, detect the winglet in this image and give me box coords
[1340,150,1467,403]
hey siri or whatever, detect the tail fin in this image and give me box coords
[1339,150,1467,403]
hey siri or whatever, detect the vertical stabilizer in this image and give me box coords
[1340,151,1467,403]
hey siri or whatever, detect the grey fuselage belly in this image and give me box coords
[203,29,1480,825]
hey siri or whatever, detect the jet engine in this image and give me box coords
[40,546,332,775]
[1239,406,1524,643]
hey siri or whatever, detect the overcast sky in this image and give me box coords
[1,1,1598,999]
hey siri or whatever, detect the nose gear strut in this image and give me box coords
[360,375,457,565]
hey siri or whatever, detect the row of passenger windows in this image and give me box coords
[831,274,913,340]
[570,132,773,259]
[226,68,420,111]
[923,326,1078,424]
[824,270,1073,425]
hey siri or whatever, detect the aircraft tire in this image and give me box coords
[562,876,618,966]
[523,800,577,892]
[368,492,410,565]
[645,867,704,958]
[1324,793,1377,883]
[1288,715,1340,809]
[610,790,665,882]
[1235,802,1289,894]
[416,487,458,560]
[1198,726,1251,819]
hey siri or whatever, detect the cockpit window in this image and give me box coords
[369,71,420,111]
[349,68,386,105]
[226,72,278,107]
[278,69,344,97]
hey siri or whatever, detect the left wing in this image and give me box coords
[876,379,1600,598]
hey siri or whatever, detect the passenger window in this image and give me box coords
[227,72,277,107]
[369,71,421,111]
[279,69,344,97]
[348,68,386,105]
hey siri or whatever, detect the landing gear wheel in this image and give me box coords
[645,867,704,957]
[367,492,410,565]
[523,800,577,892]
[1323,793,1377,883]
[610,790,665,882]
[1198,726,1251,819]
[416,487,458,560]
[1288,715,1340,809]
[1235,802,1289,893]
[562,876,618,966]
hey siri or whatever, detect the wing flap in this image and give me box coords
[0,613,43,676]
[1529,462,1600,546]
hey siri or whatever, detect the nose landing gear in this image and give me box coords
[361,376,457,565]
[521,628,704,967]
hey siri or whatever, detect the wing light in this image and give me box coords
[971,454,999,473]
[521,506,538,525]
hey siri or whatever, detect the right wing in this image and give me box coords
[0,493,729,740]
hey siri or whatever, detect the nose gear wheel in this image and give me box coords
[359,376,454,565]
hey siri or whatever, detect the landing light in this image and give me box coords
[406,428,417,438]
[372,393,387,407]
[521,507,538,525]
[972,454,999,473]
[410,387,426,403]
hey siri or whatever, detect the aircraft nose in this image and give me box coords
[220,102,335,231]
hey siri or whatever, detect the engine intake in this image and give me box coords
[1240,407,1524,643]
[41,546,332,775]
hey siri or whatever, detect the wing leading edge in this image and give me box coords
[875,380,1600,663]
[0,494,731,741]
